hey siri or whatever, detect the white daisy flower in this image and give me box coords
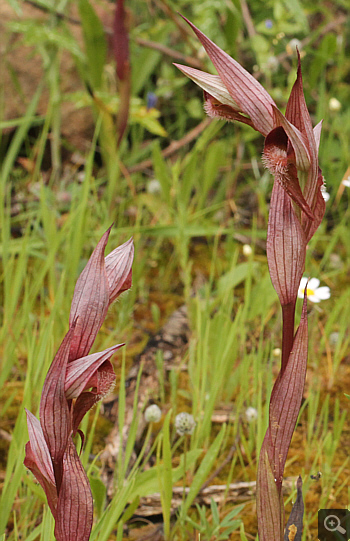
[298,277,331,303]
[342,177,350,188]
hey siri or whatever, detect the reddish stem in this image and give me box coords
[281,302,296,373]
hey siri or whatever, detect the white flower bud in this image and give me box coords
[147,179,162,194]
[329,98,341,112]
[245,407,258,423]
[243,244,252,256]
[329,332,339,346]
[144,404,162,423]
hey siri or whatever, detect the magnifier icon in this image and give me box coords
[324,515,346,535]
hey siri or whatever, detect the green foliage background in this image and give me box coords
[0,0,349,539]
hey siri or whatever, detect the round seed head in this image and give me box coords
[175,412,196,436]
[144,404,162,423]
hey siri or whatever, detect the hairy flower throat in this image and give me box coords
[262,145,288,176]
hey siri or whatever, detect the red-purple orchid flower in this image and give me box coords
[176,17,326,541]
[24,228,134,541]
[175,18,325,235]
[175,16,325,364]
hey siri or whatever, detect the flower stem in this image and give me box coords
[281,302,296,373]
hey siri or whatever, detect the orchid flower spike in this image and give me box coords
[175,16,325,240]
[24,229,134,541]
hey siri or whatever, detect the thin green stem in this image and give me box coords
[182,436,188,507]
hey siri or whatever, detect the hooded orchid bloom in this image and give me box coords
[175,17,325,242]
[176,17,326,541]
[175,16,325,361]
[24,228,134,541]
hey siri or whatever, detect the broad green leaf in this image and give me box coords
[39,506,55,541]
[152,142,172,206]
[127,449,202,501]
[217,262,259,295]
[132,107,167,136]
[182,424,226,513]
[158,411,172,539]
[79,0,107,89]
[120,496,140,524]
[89,475,106,519]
